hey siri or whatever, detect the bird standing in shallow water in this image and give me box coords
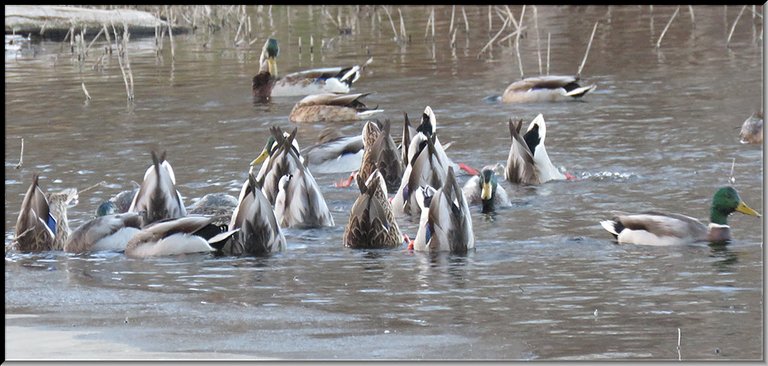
[600,186,761,246]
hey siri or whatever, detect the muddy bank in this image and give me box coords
[5,5,188,40]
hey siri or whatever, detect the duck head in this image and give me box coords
[710,186,761,225]
[479,167,499,214]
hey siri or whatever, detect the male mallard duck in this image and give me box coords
[273,145,335,229]
[208,173,286,256]
[462,165,512,213]
[413,166,475,253]
[64,212,143,253]
[95,181,140,217]
[502,75,596,103]
[343,169,404,249]
[600,186,761,246]
[252,38,372,99]
[357,120,404,193]
[301,127,364,174]
[253,127,304,205]
[505,114,569,185]
[124,216,224,258]
[739,112,763,144]
[288,92,383,123]
[393,107,453,216]
[12,174,78,252]
[128,150,187,226]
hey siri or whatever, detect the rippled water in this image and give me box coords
[5,5,764,360]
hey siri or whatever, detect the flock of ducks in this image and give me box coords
[10,38,762,258]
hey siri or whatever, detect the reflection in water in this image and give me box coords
[708,242,738,270]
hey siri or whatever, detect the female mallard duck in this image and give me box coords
[273,145,335,229]
[288,92,383,123]
[253,127,304,205]
[462,165,512,213]
[357,120,404,193]
[64,212,143,253]
[187,192,239,227]
[600,186,761,246]
[393,107,452,216]
[208,173,286,256]
[739,112,763,144]
[505,114,570,185]
[128,150,187,226]
[413,166,475,253]
[301,127,364,174]
[343,169,404,249]
[12,174,78,252]
[252,38,372,99]
[502,75,596,103]
[95,181,140,217]
[124,216,224,258]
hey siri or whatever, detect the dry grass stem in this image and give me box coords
[656,6,680,48]
[726,5,747,46]
[14,138,24,169]
[578,21,599,76]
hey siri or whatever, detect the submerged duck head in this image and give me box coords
[251,131,301,167]
[710,186,761,225]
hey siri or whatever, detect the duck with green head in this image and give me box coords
[462,165,511,214]
[252,38,373,100]
[600,186,761,246]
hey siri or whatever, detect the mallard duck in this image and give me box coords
[12,174,78,252]
[187,192,239,227]
[739,112,763,144]
[413,166,475,253]
[128,150,187,226]
[505,114,569,185]
[124,216,224,258]
[462,165,512,213]
[357,120,404,193]
[253,127,304,205]
[343,169,404,249]
[273,145,335,229]
[64,212,143,253]
[502,75,596,103]
[208,173,286,256]
[288,92,383,123]
[301,127,364,174]
[95,181,140,217]
[252,38,372,99]
[393,107,453,216]
[600,186,761,246]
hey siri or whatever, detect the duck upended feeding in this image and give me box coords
[600,186,761,246]
[124,216,224,258]
[462,165,512,213]
[505,114,567,185]
[289,93,384,123]
[252,38,372,99]
[343,170,404,249]
[254,127,304,205]
[128,150,187,226]
[187,192,239,227]
[208,173,286,257]
[357,120,404,193]
[393,107,453,216]
[13,174,78,252]
[413,166,475,254]
[502,75,596,103]
[273,146,335,229]
[739,112,763,144]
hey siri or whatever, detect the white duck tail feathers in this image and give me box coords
[129,150,187,226]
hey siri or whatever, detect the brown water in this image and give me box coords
[4,5,764,360]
